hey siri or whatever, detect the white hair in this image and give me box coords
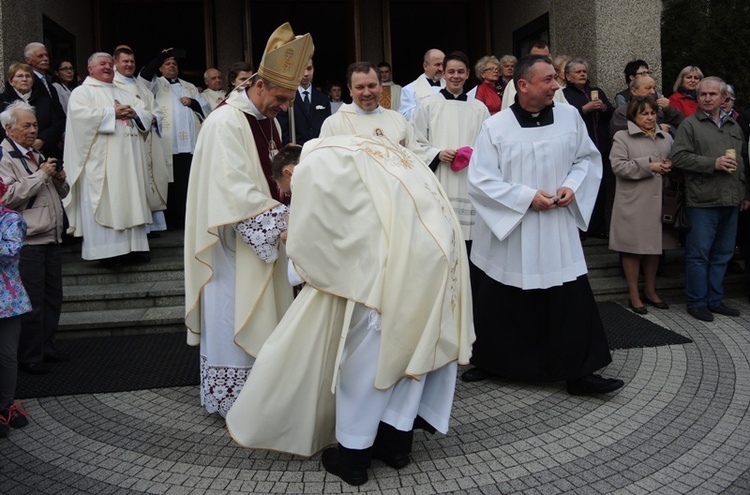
[23,42,46,59]
[204,68,220,82]
[0,100,36,129]
[88,52,113,66]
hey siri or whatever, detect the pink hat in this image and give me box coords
[451,146,473,172]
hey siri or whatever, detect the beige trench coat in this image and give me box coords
[609,120,678,254]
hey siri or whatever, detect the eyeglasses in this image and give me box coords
[483,67,500,73]
[635,70,652,76]
[12,73,33,79]
[725,97,734,103]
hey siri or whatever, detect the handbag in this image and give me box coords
[662,170,690,233]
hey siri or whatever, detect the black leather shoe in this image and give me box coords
[461,367,491,382]
[567,374,624,396]
[44,351,70,363]
[628,302,648,315]
[373,449,410,469]
[709,303,740,317]
[322,447,369,486]
[18,362,51,375]
[688,306,714,322]
[642,296,669,310]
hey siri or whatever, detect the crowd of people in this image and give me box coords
[0,24,747,486]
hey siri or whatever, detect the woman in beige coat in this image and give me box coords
[609,97,676,314]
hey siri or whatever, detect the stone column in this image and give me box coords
[551,0,662,98]
[0,0,43,83]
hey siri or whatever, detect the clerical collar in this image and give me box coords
[352,102,381,115]
[426,76,441,87]
[166,77,180,84]
[440,88,467,101]
[115,70,135,84]
[510,102,555,127]
[241,90,267,120]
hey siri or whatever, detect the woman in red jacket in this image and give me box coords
[668,66,703,117]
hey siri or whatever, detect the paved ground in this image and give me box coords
[2,297,750,494]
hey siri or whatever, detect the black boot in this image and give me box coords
[321,443,371,486]
[373,422,413,469]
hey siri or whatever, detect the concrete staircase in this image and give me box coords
[59,231,186,339]
[57,232,747,339]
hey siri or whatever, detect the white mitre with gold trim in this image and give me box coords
[257,22,314,90]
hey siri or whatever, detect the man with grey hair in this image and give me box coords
[138,49,210,229]
[399,48,445,121]
[202,68,226,111]
[63,52,153,263]
[672,76,749,321]
[0,101,69,374]
[22,42,65,159]
[609,75,684,137]
[497,54,516,99]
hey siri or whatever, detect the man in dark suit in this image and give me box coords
[277,59,331,145]
[23,43,66,160]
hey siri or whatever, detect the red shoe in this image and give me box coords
[0,401,29,428]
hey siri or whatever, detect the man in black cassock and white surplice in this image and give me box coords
[463,54,624,396]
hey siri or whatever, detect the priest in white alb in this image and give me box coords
[226,135,474,486]
[184,23,313,417]
[398,48,446,121]
[319,62,439,167]
[113,47,169,234]
[463,54,623,396]
[139,49,210,229]
[63,52,153,262]
[412,51,489,246]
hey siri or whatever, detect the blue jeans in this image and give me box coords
[684,206,739,309]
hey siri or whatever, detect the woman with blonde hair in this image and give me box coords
[668,65,703,117]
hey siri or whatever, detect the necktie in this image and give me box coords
[26,151,38,165]
[39,74,52,96]
[303,90,310,109]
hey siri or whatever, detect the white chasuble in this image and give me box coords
[113,72,169,213]
[319,103,439,166]
[63,77,153,257]
[412,94,490,240]
[202,88,226,110]
[185,90,294,414]
[226,135,475,456]
[468,104,602,289]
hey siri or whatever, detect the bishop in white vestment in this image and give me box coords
[184,23,312,417]
[63,53,153,261]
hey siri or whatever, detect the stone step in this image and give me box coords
[58,305,185,339]
[55,229,747,338]
[62,257,184,286]
[61,280,184,313]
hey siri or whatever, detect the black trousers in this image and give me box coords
[470,271,612,382]
[166,153,193,229]
[17,243,62,365]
